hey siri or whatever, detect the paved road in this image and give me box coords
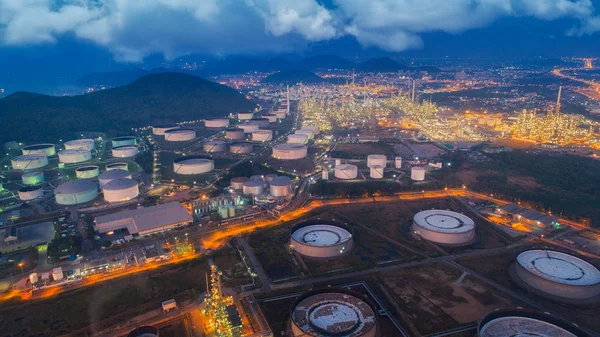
[236,237,271,291]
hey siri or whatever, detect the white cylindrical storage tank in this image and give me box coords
[173,156,214,175]
[106,162,128,171]
[367,154,387,168]
[478,309,591,337]
[19,185,44,201]
[230,142,253,154]
[411,166,426,181]
[512,250,600,301]
[290,221,354,258]
[111,136,137,148]
[103,178,139,202]
[22,144,55,157]
[164,129,196,142]
[54,179,98,205]
[412,210,475,246]
[58,149,92,164]
[237,112,254,120]
[228,205,236,218]
[219,206,229,219]
[249,118,270,128]
[112,146,138,158]
[370,165,384,179]
[334,164,358,180]
[64,139,95,151]
[301,125,319,135]
[322,170,329,180]
[272,144,308,160]
[250,174,263,182]
[287,134,308,144]
[75,166,100,179]
[239,123,259,133]
[225,128,245,140]
[22,171,44,185]
[203,140,227,153]
[230,177,249,190]
[11,155,48,170]
[294,129,314,140]
[52,268,63,281]
[152,124,180,135]
[204,118,230,128]
[335,158,342,166]
[242,180,264,195]
[274,111,286,119]
[98,169,132,189]
[29,272,38,284]
[395,156,402,169]
[252,130,273,142]
[269,176,291,197]
[262,114,278,123]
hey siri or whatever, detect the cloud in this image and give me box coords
[0,0,598,61]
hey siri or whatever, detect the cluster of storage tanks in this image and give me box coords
[287,126,318,144]
[290,220,354,258]
[412,210,476,246]
[324,155,404,181]
[230,175,293,197]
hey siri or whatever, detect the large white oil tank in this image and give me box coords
[75,165,100,179]
[301,126,319,135]
[219,206,229,219]
[230,177,249,190]
[204,118,230,128]
[294,129,314,140]
[225,128,245,140]
[287,134,308,144]
[272,144,308,160]
[412,210,475,246]
[411,166,426,181]
[29,272,39,284]
[19,185,44,201]
[111,136,137,148]
[228,205,236,218]
[103,178,139,202]
[112,146,138,158]
[98,169,132,188]
[64,139,95,151]
[262,114,278,123]
[367,154,387,168]
[106,162,128,171]
[395,156,402,169]
[54,179,98,205]
[52,267,63,281]
[230,142,253,154]
[11,155,48,170]
[269,176,292,197]
[203,140,227,153]
[164,129,196,142]
[252,130,273,142]
[22,144,56,157]
[237,112,254,120]
[152,124,180,135]
[334,164,358,179]
[58,149,92,163]
[22,171,44,185]
[239,123,259,133]
[173,156,214,175]
[322,170,329,180]
[242,180,264,195]
[370,165,384,179]
[335,158,342,166]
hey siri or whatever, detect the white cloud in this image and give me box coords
[0,0,598,61]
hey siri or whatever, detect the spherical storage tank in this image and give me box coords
[58,149,92,164]
[411,166,425,181]
[111,136,137,148]
[103,178,139,202]
[230,177,249,190]
[75,166,100,179]
[98,169,132,188]
[367,154,387,168]
[152,124,180,135]
[478,309,591,337]
[19,185,44,201]
[287,134,308,144]
[512,250,600,301]
[54,179,98,205]
[237,112,254,120]
[173,156,214,175]
[290,288,377,337]
[64,139,95,151]
[225,128,245,140]
[290,221,354,258]
[204,118,229,128]
[22,144,55,157]
[106,162,128,171]
[230,142,253,154]
[272,144,308,160]
[11,155,48,170]
[269,176,291,197]
[242,180,264,195]
[335,164,358,180]
[22,171,44,185]
[252,130,273,142]
[203,140,227,153]
[412,210,475,246]
[370,165,384,179]
[164,129,196,142]
[262,113,278,123]
[239,122,259,133]
[112,146,139,158]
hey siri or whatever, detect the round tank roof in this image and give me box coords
[270,176,292,186]
[153,123,178,128]
[103,178,138,190]
[231,177,250,183]
[274,144,306,151]
[292,225,352,247]
[76,165,99,172]
[13,154,46,161]
[243,180,263,187]
[165,128,194,134]
[413,210,475,234]
[55,179,97,194]
[226,127,244,131]
[98,169,131,180]
[60,149,90,155]
[23,144,54,150]
[113,136,136,141]
[516,250,600,286]
[173,155,212,164]
[479,309,591,337]
[20,185,43,192]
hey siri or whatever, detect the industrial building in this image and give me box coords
[496,203,560,229]
[11,155,48,170]
[22,144,56,157]
[58,149,92,163]
[94,202,193,236]
[112,145,138,158]
[111,136,137,148]
[478,309,590,337]
[64,139,95,151]
[98,169,132,188]
[272,144,308,160]
[335,164,358,179]
[54,179,98,205]
[269,176,292,197]
[75,166,100,179]
[512,250,600,301]
[204,140,227,152]
[22,171,44,185]
[230,142,253,154]
[106,162,128,171]
[173,156,214,175]
[164,128,196,142]
[290,289,377,337]
[204,118,230,128]
[152,124,179,135]
[290,221,354,258]
[412,210,475,246]
[103,178,139,202]
[225,127,245,140]
[18,185,44,201]
[252,130,273,142]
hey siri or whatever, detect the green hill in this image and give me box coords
[262,70,322,84]
[0,73,255,143]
